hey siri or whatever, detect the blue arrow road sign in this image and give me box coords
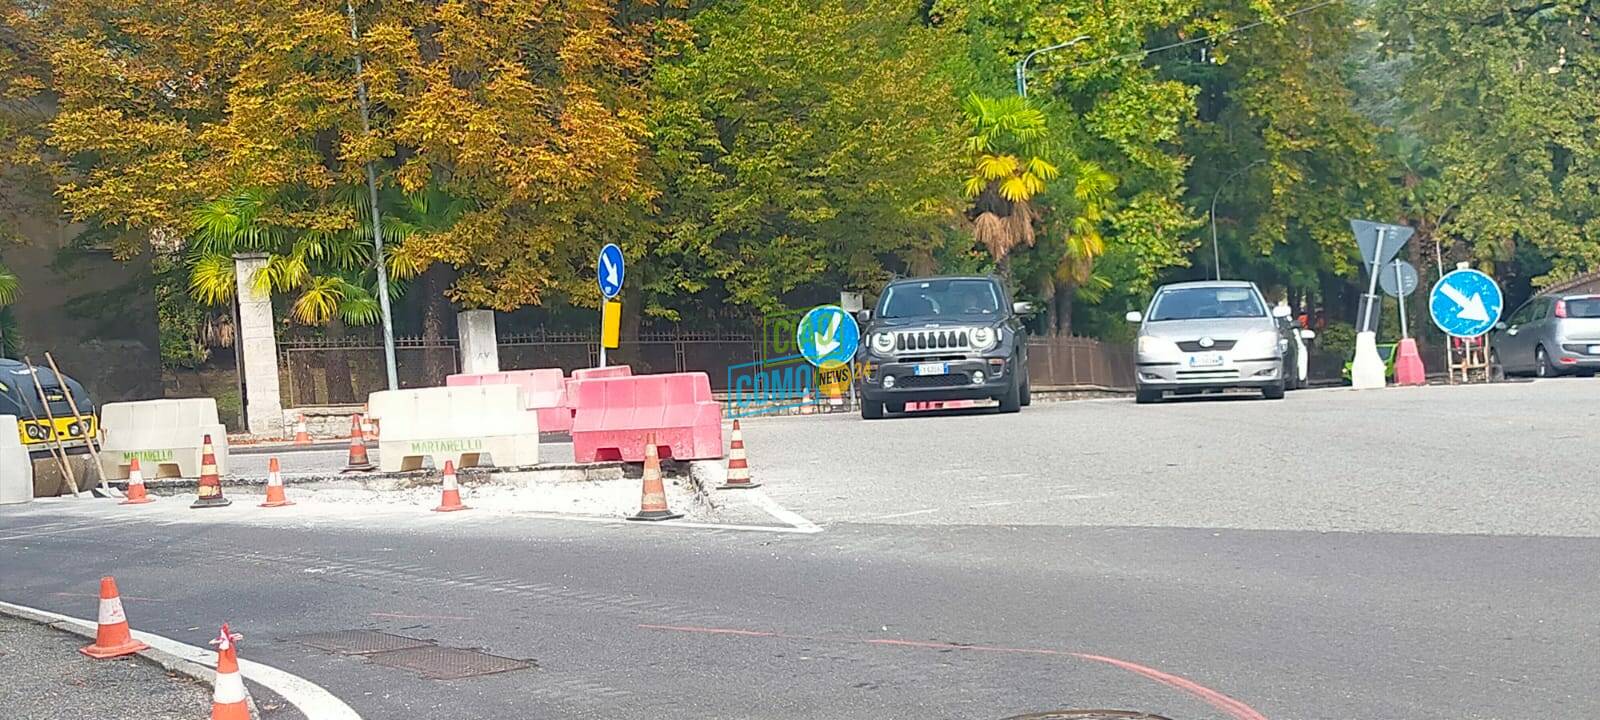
[1429,268,1503,338]
[597,243,625,298]
[796,305,859,367]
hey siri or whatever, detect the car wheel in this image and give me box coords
[861,400,884,420]
[1535,346,1555,378]
[885,401,905,414]
[1262,380,1286,400]
[1019,372,1032,406]
[997,377,1022,413]
[1135,387,1161,404]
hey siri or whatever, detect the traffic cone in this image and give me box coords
[342,415,374,472]
[79,576,149,659]
[260,458,293,508]
[209,624,250,720]
[292,414,310,445]
[433,461,468,512]
[361,406,377,443]
[800,390,814,414]
[628,435,683,521]
[191,434,231,508]
[718,420,760,490]
[120,458,153,505]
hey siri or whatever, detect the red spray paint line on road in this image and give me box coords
[638,623,1268,720]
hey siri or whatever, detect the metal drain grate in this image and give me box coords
[1001,712,1175,720]
[365,645,533,680]
[285,630,434,655]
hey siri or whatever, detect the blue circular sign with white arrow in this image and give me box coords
[597,243,625,298]
[796,305,859,367]
[1429,268,1503,338]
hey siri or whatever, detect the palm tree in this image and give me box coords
[184,188,420,402]
[1047,160,1117,336]
[961,93,1059,275]
[0,260,19,357]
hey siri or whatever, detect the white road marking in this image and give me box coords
[0,518,148,542]
[0,599,362,720]
[743,490,823,533]
[865,508,940,520]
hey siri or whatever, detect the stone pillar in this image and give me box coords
[457,309,500,375]
[233,254,284,436]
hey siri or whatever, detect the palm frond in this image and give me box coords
[290,275,346,325]
[0,262,19,305]
[187,253,237,306]
[976,154,1021,182]
[336,280,382,326]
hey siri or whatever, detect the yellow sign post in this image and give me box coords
[601,301,622,350]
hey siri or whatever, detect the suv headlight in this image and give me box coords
[870,331,895,355]
[1137,335,1179,356]
[970,326,998,351]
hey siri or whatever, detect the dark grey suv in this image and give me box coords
[854,276,1031,419]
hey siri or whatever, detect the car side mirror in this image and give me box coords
[1300,329,1316,340]
[1494,322,1507,330]
[1012,301,1033,314]
[856,309,871,324]
[1272,305,1292,319]
[1125,311,1143,323]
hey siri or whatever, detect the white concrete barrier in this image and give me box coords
[0,415,33,504]
[368,386,539,472]
[98,398,229,479]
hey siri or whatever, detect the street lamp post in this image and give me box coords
[1208,159,1267,281]
[1015,36,1091,97]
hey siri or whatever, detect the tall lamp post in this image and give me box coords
[347,0,398,391]
[1209,159,1266,281]
[1015,35,1091,97]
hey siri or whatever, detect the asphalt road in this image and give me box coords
[3,380,1597,719]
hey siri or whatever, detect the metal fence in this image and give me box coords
[1025,336,1136,390]
[278,329,1134,406]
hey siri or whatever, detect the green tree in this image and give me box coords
[1380,0,1600,287]
[0,260,18,357]
[648,0,968,316]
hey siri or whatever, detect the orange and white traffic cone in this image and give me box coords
[191,434,231,508]
[628,435,683,521]
[800,390,815,414]
[361,407,377,443]
[292,414,311,445]
[260,458,293,508]
[79,576,149,659]
[718,420,760,490]
[120,458,153,505]
[342,415,374,472]
[432,461,468,512]
[208,624,250,720]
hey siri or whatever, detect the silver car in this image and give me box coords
[1489,293,1600,377]
[1126,281,1305,404]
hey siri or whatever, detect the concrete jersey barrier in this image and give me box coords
[446,369,572,434]
[97,398,229,479]
[0,415,33,504]
[571,372,723,463]
[368,385,539,472]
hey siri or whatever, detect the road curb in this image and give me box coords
[0,603,264,718]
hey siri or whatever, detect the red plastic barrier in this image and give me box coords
[571,372,723,463]
[446,369,572,433]
[566,365,633,416]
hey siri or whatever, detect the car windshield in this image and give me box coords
[878,279,1002,318]
[1148,287,1265,321]
[1566,297,1600,318]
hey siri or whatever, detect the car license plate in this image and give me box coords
[914,362,948,376]
[1187,353,1224,368]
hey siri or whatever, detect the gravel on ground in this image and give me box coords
[0,613,211,720]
